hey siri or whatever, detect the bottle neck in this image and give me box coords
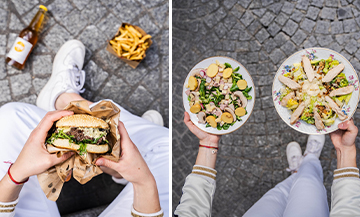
[28,9,46,32]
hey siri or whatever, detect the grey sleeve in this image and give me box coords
[174,165,217,217]
[330,167,360,217]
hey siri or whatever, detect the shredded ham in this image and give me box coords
[185,89,190,96]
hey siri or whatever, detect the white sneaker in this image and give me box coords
[286,141,303,173]
[36,40,86,111]
[141,110,164,126]
[304,135,325,158]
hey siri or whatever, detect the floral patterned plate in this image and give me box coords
[272,48,360,135]
[183,56,255,135]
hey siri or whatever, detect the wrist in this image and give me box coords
[199,139,219,148]
[336,145,357,169]
[195,146,217,169]
[9,163,29,183]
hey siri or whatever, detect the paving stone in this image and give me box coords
[344,39,359,54]
[100,75,130,103]
[343,19,359,33]
[247,20,262,35]
[337,7,353,20]
[296,0,310,10]
[259,12,275,27]
[290,10,304,23]
[269,48,285,64]
[331,21,344,34]
[9,13,25,31]
[0,59,6,79]
[81,0,107,24]
[32,55,52,76]
[230,4,245,19]
[281,41,297,56]
[255,28,270,43]
[84,60,109,91]
[78,25,106,51]
[11,0,39,15]
[0,80,11,103]
[320,7,336,20]
[281,1,295,15]
[128,85,155,113]
[138,14,161,37]
[62,9,88,36]
[274,32,289,46]
[315,20,330,33]
[113,0,142,23]
[137,0,164,8]
[300,18,316,33]
[291,29,307,45]
[0,1,7,10]
[316,35,333,46]
[96,13,121,39]
[335,34,351,45]
[303,35,318,48]
[238,0,252,9]
[32,77,47,94]
[267,22,281,36]
[9,73,32,96]
[43,24,72,53]
[310,0,324,8]
[72,0,91,10]
[325,0,339,7]
[19,95,36,104]
[150,3,169,29]
[354,0,360,11]
[306,6,320,20]
[0,8,8,31]
[241,11,255,27]
[353,7,360,17]
[282,19,299,36]
[0,34,6,55]
[274,12,288,26]
[252,8,266,17]
[47,0,73,21]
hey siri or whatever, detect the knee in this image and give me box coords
[0,102,31,120]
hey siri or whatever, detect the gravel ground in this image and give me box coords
[172,0,360,216]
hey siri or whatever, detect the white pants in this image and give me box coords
[0,102,169,217]
[243,154,329,217]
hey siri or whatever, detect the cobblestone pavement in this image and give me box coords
[173,0,360,216]
[0,0,168,216]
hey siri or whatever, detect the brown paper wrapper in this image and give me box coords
[106,23,153,69]
[37,100,121,201]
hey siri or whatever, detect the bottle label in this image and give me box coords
[7,37,33,65]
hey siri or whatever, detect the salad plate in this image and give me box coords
[273,48,360,134]
[182,56,255,135]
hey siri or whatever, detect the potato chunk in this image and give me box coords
[235,107,246,116]
[237,80,247,90]
[221,112,233,123]
[206,64,218,78]
[188,76,198,91]
[190,104,201,113]
[206,116,217,128]
[223,68,232,79]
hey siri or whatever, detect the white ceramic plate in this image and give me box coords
[182,56,256,135]
[272,47,360,135]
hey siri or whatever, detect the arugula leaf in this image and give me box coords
[233,66,240,72]
[224,63,232,68]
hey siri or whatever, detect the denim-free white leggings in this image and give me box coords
[0,101,169,217]
[243,154,329,217]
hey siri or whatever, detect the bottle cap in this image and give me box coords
[39,5,48,12]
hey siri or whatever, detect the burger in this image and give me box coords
[46,114,110,155]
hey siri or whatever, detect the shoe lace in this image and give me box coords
[306,140,322,154]
[286,155,303,173]
[67,64,85,93]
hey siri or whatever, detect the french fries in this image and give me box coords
[109,24,151,61]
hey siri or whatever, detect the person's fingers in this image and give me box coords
[50,151,74,166]
[96,157,119,171]
[339,119,358,135]
[36,110,74,137]
[118,121,131,141]
[184,112,196,132]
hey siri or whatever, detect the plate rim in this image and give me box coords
[182,55,256,135]
[272,47,360,135]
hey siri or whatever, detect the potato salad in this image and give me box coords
[185,61,252,130]
[279,55,354,130]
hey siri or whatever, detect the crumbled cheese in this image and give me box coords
[220,84,224,90]
[215,76,220,83]
[222,90,227,95]
[58,127,105,138]
[225,94,230,100]
[194,100,200,105]
[215,117,222,123]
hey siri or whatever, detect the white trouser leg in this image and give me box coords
[283,154,329,217]
[97,101,169,217]
[243,173,296,217]
[0,103,60,217]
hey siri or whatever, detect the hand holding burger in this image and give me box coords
[96,121,161,214]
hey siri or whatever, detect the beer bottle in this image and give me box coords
[6,5,47,70]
